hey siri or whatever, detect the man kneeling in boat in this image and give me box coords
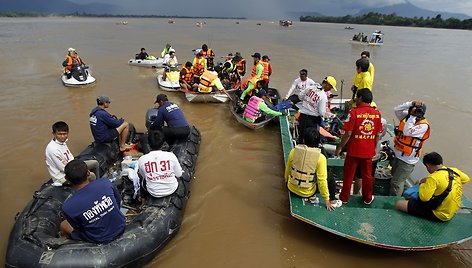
[284,128,341,211]
[395,152,470,221]
[137,130,183,199]
[60,160,125,243]
[242,85,282,123]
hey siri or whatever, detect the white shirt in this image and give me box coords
[45,139,74,185]
[298,85,328,117]
[285,77,316,99]
[137,150,183,198]
[393,101,429,164]
[164,55,178,66]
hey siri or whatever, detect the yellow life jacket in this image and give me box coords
[394,117,430,157]
[198,70,218,93]
[289,145,320,189]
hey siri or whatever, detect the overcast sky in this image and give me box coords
[70,0,472,18]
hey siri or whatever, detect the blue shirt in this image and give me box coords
[150,102,189,129]
[62,178,125,243]
[89,107,124,143]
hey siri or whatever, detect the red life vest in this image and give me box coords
[394,117,430,157]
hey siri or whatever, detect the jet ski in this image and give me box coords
[157,64,181,91]
[128,55,165,68]
[61,65,96,87]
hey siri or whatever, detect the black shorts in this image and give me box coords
[407,199,441,221]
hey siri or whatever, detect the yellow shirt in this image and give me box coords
[284,149,329,200]
[368,62,375,83]
[353,71,373,90]
[419,166,470,221]
[353,62,375,87]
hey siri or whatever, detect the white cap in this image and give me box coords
[68,47,75,52]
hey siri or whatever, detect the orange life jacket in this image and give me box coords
[65,55,83,71]
[180,66,193,83]
[198,70,218,93]
[240,76,259,96]
[236,58,246,74]
[394,117,430,157]
[193,57,206,76]
[261,61,270,81]
[250,60,263,78]
[201,48,213,58]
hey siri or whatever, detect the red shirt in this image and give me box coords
[342,104,382,158]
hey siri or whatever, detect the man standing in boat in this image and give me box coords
[350,57,372,106]
[335,88,382,205]
[89,95,130,152]
[390,100,430,196]
[395,152,470,221]
[60,160,125,243]
[201,44,215,68]
[285,69,316,107]
[296,75,336,144]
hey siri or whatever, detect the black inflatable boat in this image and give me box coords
[5,126,200,267]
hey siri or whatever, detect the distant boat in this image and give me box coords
[235,21,240,24]
[196,21,203,27]
[350,31,384,46]
[345,26,354,30]
[279,20,293,27]
[115,21,128,25]
[256,23,262,26]
[168,19,175,24]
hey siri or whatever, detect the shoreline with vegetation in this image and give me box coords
[301,12,472,30]
[0,12,245,20]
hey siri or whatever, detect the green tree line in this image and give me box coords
[301,12,472,30]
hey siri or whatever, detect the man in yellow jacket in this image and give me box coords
[395,152,470,221]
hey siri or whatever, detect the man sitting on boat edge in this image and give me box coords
[395,152,470,221]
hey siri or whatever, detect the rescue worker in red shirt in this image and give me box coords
[62,48,85,79]
[335,88,382,205]
[179,61,194,91]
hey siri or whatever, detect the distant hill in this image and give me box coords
[355,1,470,20]
[0,0,115,14]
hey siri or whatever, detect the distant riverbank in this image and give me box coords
[0,12,246,20]
[301,12,472,30]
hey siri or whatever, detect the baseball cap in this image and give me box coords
[251,52,261,58]
[68,47,75,52]
[97,95,111,104]
[155,93,168,103]
[324,76,337,91]
[262,55,270,61]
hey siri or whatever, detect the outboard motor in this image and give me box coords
[145,108,159,130]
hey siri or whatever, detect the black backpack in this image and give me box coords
[423,168,459,210]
